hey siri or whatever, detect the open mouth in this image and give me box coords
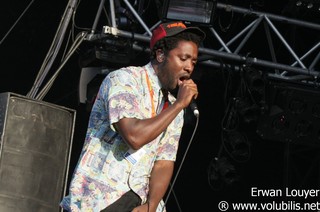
[179,76,190,82]
[178,75,190,86]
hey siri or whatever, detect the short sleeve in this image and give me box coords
[101,69,145,127]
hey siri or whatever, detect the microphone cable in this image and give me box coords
[163,112,200,211]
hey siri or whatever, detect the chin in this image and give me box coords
[170,87,179,96]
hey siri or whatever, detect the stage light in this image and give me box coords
[257,81,320,146]
[307,2,314,8]
[295,120,313,137]
[272,114,290,134]
[294,0,320,13]
[289,99,306,115]
[115,4,137,30]
[208,156,239,190]
[244,67,266,104]
[161,0,217,25]
[223,130,251,161]
[94,36,133,64]
[236,97,261,124]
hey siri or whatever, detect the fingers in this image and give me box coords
[131,203,148,212]
[179,79,198,97]
[177,79,198,107]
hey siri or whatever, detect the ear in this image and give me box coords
[158,53,164,62]
[156,50,165,62]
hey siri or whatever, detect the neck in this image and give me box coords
[151,60,160,75]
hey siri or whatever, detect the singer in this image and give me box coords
[60,21,205,212]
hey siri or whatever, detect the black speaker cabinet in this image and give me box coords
[0,92,76,212]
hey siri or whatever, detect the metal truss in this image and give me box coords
[208,3,320,83]
[86,1,320,86]
[28,0,320,100]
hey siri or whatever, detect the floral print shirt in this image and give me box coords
[60,62,184,211]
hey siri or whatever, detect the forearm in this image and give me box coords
[147,160,174,212]
[115,101,184,150]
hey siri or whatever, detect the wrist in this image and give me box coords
[172,100,185,111]
[147,200,158,212]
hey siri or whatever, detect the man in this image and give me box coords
[60,21,205,212]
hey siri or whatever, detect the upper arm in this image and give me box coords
[106,70,145,131]
[114,117,141,149]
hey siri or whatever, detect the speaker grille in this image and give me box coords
[0,93,75,212]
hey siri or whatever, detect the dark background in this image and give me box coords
[1,0,320,211]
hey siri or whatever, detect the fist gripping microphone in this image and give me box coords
[190,99,199,117]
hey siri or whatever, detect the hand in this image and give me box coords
[132,203,149,212]
[176,79,198,109]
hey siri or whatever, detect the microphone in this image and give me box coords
[190,99,199,117]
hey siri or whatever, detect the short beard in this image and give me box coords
[158,60,176,91]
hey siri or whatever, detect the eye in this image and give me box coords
[193,60,197,66]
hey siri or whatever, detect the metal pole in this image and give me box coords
[122,0,152,35]
[217,2,320,31]
[27,0,79,99]
[91,0,106,34]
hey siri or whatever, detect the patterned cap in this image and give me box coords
[150,21,205,49]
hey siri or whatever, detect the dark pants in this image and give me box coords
[101,190,142,212]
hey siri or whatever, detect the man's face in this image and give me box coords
[158,40,199,91]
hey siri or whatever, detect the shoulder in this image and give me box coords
[108,66,145,78]
[105,66,147,89]
[101,66,148,93]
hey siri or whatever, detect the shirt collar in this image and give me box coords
[144,62,162,94]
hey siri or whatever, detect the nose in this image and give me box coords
[184,60,194,74]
